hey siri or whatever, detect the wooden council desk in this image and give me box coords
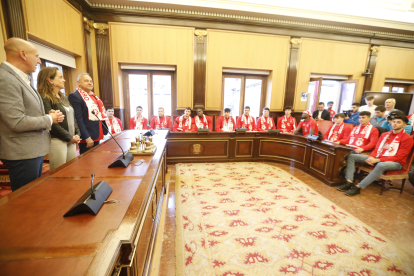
[0,130,169,276]
[166,131,353,186]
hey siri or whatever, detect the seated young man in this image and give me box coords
[216,108,236,132]
[337,114,413,196]
[277,106,296,134]
[105,107,123,134]
[323,113,351,142]
[326,101,335,121]
[257,107,276,132]
[130,105,148,130]
[335,111,378,153]
[369,105,387,128]
[293,110,318,137]
[194,108,212,131]
[381,110,413,135]
[150,107,172,130]
[236,106,256,131]
[174,107,196,132]
[344,102,361,125]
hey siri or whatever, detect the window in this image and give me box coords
[124,71,174,124]
[30,59,70,94]
[222,74,266,117]
[383,83,408,93]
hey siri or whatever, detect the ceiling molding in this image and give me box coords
[84,2,414,39]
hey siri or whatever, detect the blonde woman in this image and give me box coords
[38,67,80,170]
[384,98,397,116]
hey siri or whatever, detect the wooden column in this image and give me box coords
[94,22,113,107]
[284,38,302,109]
[193,30,207,109]
[4,0,26,39]
[83,17,94,78]
[361,46,379,101]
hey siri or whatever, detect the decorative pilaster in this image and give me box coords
[362,46,380,100]
[83,17,94,78]
[284,38,302,108]
[94,22,113,107]
[193,30,208,109]
[4,0,26,39]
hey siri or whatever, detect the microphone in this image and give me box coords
[91,111,133,168]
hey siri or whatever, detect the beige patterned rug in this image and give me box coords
[175,162,414,276]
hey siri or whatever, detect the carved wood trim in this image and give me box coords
[361,45,380,100]
[83,17,94,78]
[284,38,301,108]
[4,0,26,39]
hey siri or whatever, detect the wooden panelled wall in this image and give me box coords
[2,0,414,116]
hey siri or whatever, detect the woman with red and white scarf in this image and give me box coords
[150,107,172,130]
[129,106,148,130]
[174,107,196,132]
[337,111,378,153]
[337,115,413,197]
[236,106,256,131]
[323,113,351,142]
[216,108,236,132]
[256,107,276,132]
[277,106,296,134]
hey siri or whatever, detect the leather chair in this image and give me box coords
[317,120,334,137]
[356,141,414,195]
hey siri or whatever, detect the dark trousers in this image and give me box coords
[1,156,44,191]
[79,141,100,154]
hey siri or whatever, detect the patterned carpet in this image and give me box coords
[175,162,414,276]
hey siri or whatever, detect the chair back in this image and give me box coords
[376,127,388,136]
[318,120,334,136]
[399,138,414,174]
[345,123,356,131]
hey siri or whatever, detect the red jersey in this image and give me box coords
[323,123,351,142]
[369,130,413,165]
[216,117,236,132]
[256,116,276,132]
[339,124,379,151]
[174,115,196,132]
[129,116,148,130]
[236,115,257,131]
[194,115,213,131]
[327,109,336,121]
[298,118,318,136]
[105,117,123,134]
[277,115,297,134]
[150,116,172,130]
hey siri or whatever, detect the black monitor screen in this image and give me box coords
[364,92,413,115]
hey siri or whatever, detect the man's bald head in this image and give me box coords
[4,37,40,74]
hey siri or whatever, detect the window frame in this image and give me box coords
[31,58,71,94]
[222,73,267,117]
[123,70,176,129]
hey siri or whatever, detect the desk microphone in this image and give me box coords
[91,111,133,168]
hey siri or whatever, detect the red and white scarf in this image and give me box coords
[280,115,296,132]
[178,115,192,130]
[77,87,107,121]
[105,118,122,134]
[349,123,373,147]
[376,129,405,157]
[241,115,254,131]
[154,116,168,130]
[222,117,234,132]
[327,123,345,142]
[260,116,273,131]
[133,116,145,130]
[195,115,208,129]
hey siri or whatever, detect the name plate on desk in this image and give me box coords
[306,134,321,141]
[197,128,209,132]
[268,129,280,134]
[236,128,247,133]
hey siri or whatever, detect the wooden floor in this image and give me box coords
[158,163,414,275]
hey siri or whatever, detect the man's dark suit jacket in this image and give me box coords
[68,90,108,141]
[312,110,331,121]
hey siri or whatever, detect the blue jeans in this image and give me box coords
[1,156,44,191]
[345,154,402,189]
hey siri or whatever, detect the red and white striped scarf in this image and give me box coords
[241,115,254,131]
[195,115,208,129]
[376,129,405,157]
[222,117,234,132]
[134,116,144,130]
[105,118,122,134]
[349,123,373,147]
[77,87,107,121]
[178,115,192,130]
[260,116,273,131]
[154,116,168,129]
[280,115,296,131]
[327,123,344,142]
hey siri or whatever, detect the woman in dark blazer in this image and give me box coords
[38,67,81,170]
